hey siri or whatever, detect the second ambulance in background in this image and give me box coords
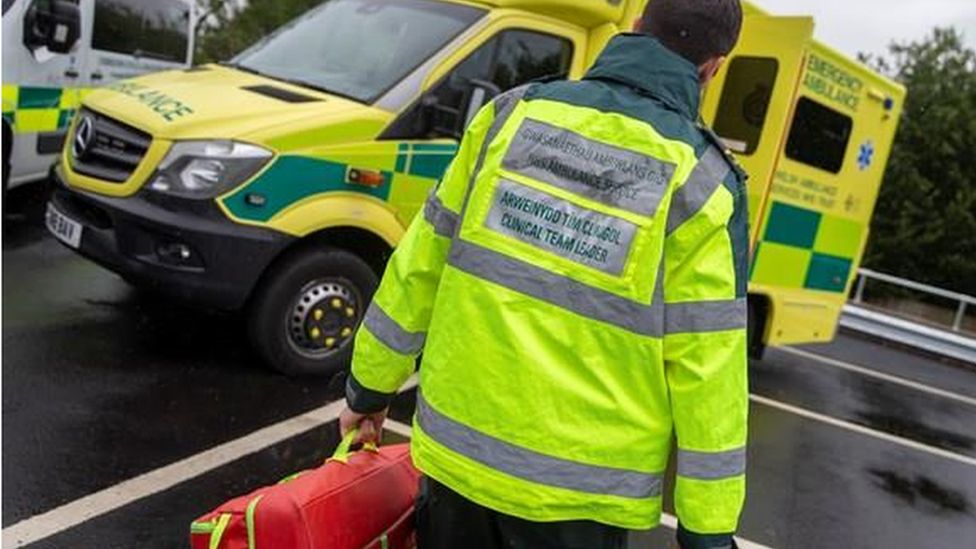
[2,0,195,194]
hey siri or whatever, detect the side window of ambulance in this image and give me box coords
[784,97,853,173]
[492,30,574,90]
[92,0,190,63]
[712,56,779,155]
[383,29,573,140]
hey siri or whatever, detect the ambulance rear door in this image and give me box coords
[699,15,815,239]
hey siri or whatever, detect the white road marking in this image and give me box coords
[2,377,418,548]
[383,418,414,439]
[776,346,976,408]
[750,394,976,468]
[655,514,772,549]
[3,399,346,547]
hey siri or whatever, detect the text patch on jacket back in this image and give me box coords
[485,179,638,276]
[501,118,677,217]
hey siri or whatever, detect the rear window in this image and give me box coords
[785,97,853,173]
[713,56,779,155]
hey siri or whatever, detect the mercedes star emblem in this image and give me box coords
[72,115,95,159]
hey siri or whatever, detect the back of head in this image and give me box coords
[639,0,744,66]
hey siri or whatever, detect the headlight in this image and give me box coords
[148,141,272,199]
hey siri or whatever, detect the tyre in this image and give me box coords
[248,246,378,377]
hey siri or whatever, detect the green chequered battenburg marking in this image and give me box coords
[409,152,454,179]
[17,86,62,109]
[764,202,821,249]
[814,215,863,258]
[404,142,458,180]
[395,143,410,173]
[222,156,392,222]
[805,253,853,292]
[750,242,812,288]
[391,142,458,178]
[58,109,76,130]
[410,143,458,152]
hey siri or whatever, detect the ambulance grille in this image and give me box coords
[70,109,152,183]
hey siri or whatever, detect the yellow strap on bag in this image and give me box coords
[328,428,379,464]
[208,513,232,549]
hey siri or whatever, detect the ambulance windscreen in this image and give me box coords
[231,0,485,104]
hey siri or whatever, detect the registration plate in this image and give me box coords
[45,203,83,249]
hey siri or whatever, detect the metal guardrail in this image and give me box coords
[840,305,976,365]
[852,268,976,333]
[844,269,976,364]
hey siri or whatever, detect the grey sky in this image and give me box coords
[755,0,976,57]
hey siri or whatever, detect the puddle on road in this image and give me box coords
[868,469,971,515]
[856,411,975,453]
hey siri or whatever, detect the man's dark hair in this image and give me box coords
[639,0,743,66]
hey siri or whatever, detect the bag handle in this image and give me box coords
[329,428,379,464]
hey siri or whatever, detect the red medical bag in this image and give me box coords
[190,432,419,549]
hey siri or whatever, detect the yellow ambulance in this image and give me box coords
[47,0,905,375]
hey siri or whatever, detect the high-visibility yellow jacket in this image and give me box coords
[348,34,749,534]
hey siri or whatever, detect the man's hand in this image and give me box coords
[339,406,388,445]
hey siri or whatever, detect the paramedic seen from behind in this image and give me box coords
[341,1,749,547]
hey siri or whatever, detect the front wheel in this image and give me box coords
[248,246,379,377]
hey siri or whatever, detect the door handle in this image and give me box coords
[91,72,104,81]
[64,69,79,78]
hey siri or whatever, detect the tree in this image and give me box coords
[195,0,323,64]
[862,28,976,296]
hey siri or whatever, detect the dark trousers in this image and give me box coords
[415,477,628,549]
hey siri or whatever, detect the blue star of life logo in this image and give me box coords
[858,140,875,171]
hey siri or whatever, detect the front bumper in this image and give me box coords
[50,169,294,311]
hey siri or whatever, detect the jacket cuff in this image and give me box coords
[677,523,737,549]
[345,373,395,414]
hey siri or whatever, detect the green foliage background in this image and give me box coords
[195,0,323,64]
[862,28,976,296]
[195,3,976,296]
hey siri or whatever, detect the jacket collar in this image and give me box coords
[584,34,701,119]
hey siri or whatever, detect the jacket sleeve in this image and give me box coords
[345,102,499,414]
[663,145,750,536]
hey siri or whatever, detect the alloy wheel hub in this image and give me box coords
[288,280,359,356]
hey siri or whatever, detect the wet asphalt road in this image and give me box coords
[3,183,976,548]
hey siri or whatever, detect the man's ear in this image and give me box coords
[698,56,726,86]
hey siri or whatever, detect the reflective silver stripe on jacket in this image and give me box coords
[448,239,664,337]
[424,194,459,238]
[677,447,747,480]
[666,147,730,235]
[665,298,747,334]
[502,118,676,217]
[362,302,426,355]
[417,392,663,498]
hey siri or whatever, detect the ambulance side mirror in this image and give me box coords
[23,0,81,55]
